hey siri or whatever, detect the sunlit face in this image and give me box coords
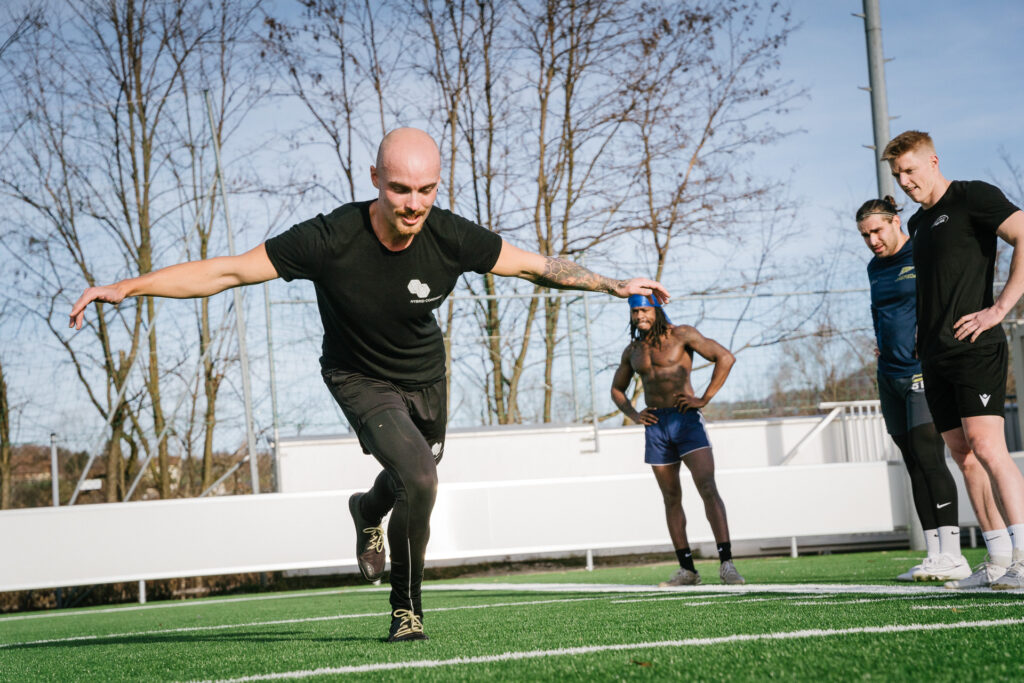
[370,133,441,239]
[631,306,656,331]
[889,147,940,206]
[857,213,904,258]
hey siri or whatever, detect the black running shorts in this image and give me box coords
[877,371,933,436]
[920,342,1007,434]
[322,369,447,460]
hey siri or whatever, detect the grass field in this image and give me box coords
[2,548,1023,681]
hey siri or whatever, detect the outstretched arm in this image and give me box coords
[673,326,735,412]
[610,347,657,425]
[955,210,1024,342]
[491,240,669,302]
[69,243,279,330]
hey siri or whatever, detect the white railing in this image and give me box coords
[782,400,898,465]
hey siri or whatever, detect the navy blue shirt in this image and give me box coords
[868,240,921,377]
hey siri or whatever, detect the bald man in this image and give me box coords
[69,127,669,642]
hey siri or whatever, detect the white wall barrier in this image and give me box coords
[2,416,1022,595]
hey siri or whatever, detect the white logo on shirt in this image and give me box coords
[931,214,949,229]
[980,393,991,407]
[407,279,431,298]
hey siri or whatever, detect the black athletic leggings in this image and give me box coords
[358,409,440,615]
[893,424,959,529]
[324,370,446,616]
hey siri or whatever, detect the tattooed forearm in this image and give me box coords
[532,256,627,294]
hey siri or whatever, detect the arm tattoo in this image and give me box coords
[534,256,627,294]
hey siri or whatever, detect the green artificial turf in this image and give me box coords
[1,549,1022,681]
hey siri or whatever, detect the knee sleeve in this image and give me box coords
[908,423,959,528]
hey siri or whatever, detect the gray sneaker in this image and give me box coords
[719,560,746,585]
[990,560,1024,590]
[659,568,701,587]
[944,557,1006,590]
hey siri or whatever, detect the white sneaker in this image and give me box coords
[896,564,927,582]
[990,561,1024,590]
[944,557,1007,589]
[918,553,971,581]
[719,560,746,585]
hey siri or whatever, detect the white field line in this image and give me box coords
[425,581,966,595]
[0,580,965,625]
[194,617,1024,682]
[913,601,1024,610]
[0,595,641,649]
[611,595,837,605]
[612,592,960,607]
[0,589,357,623]
[3,581,1011,651]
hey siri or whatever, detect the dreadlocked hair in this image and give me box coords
[855,195,901,223]
[630,307,670,347]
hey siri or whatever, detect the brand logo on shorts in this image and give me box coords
[980,393,991,407]
[931,214,949,229]
[936,501,952,509]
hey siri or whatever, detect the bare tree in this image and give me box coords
[0,0,267,500]
[262,0,399,204]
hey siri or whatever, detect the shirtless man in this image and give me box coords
[611,294,744,586]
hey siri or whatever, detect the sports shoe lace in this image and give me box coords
[364,525,385,553]
[392,609,424,637]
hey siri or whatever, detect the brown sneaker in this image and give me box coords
[659,568,701,587]
[349,493,385,582]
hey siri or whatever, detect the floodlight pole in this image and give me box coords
[858,0,895,199]
[50,433,60,506]
[204,89,261,494]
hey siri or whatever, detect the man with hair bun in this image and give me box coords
[857,195,975,583]
[883,130,1024,589]
[610,295,744,586]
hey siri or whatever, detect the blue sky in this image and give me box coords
[765,1,1024,263]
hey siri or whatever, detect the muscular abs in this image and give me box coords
[630,331,696,408]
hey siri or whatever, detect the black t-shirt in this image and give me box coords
[907,180,1020,361]
[265,201,503,387]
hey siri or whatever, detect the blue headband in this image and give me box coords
[628,294,671,323]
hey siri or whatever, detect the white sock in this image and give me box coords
[1008,523,1024,551]
[983,528,1013,566]
[938,525,961,556]
[923,528,940,558]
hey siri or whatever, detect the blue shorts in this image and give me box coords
[644,408,712,465]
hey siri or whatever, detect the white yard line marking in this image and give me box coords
[426,581,965,595]
[0,589,357,623]
[0,581,962,625]
[913,601,1024,610]
[611,595,833,605]
[0,595,638,649]
[194,616,1024,681]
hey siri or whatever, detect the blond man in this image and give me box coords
[883,130,1024,589]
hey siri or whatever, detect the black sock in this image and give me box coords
[675,548,696,572]
[717,541,732,563]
